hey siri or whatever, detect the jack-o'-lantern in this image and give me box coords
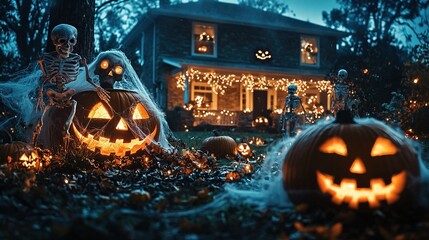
[0,141,39,168]
[72,90,160,156]
[237,143,251,156]
[255,49,272,60]
[282,110,422,209]
[253,116,269,127]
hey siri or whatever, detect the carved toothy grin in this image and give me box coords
[316,170,407,208]
[72,124,157,156]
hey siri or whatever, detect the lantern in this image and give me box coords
[253,116,269,127]
[201,131,237,158]
[226,171,241,181]
[0,141,39,168]
[237,143,251,156]
[72,90,160,156]
[282,110,422,209]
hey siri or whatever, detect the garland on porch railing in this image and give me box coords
[176,68,333,95]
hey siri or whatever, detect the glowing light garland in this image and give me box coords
[176,69,334,125]
[176,68,332,95]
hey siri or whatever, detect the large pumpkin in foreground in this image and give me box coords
[282,110,423,210]
[72,90,160,156]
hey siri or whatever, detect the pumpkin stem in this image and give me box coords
[213,130,220,136]
[334,110,356,124]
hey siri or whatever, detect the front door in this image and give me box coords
[253,90,267,118]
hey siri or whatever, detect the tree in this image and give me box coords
[95,0,159,51]
[0,0,50,69]
[238,0,290,15]
[47,0,96,61]
[323,0,429,52]
[322,0,429,116]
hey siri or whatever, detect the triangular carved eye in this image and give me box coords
[88,102,112,119]
[19,153,29,161]
[371,137,397,157]
[133,103,149,120]
[319,137,348,156]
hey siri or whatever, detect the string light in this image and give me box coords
[176,68,332,95]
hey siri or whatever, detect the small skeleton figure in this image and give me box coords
[331,69,349,115]
[94,51,125,89]
[280,84,306,137]
[34,24,109,147]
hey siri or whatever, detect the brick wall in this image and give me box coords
[155,16,336,72]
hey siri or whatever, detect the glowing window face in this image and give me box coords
[114,66,123,75]
[88,102,112,119]
[371,137,398,157]
[319,137,348,156]
[132,103,150,120]
[100,60,109,70]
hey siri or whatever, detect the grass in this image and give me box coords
[173,130,280,154]
[2,130,429,239]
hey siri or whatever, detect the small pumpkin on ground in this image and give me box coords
[282,110,424,210]
[201,130,237,158]
[0,132,39,168]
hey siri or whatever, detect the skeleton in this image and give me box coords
[280,84,306,137]
[331,69,349,115]
[33,24,109,147]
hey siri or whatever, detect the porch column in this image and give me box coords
[183,68,190,105]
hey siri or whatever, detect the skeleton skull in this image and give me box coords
[288,84,297,95]
[337,69,348,82]
[94,52,125,89]
[51,24,77,59]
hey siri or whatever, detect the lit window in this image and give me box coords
[192,23,217,57]
[300,35,319,66]
[191,82,217,110]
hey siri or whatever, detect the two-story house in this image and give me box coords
[122,1,347,128]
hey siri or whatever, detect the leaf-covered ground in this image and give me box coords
[1,132,429,239]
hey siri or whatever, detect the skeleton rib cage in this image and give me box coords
[43,52,81,91]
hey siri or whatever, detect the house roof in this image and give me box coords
[123,1,347,46]
[162,57,328,80]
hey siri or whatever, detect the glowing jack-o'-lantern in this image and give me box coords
[0,141,39,168]
[72,90,160,156]
[237,143,251,156]
[282,110,422,209]
[255,50,272,60]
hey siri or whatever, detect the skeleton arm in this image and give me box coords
[82,58,110,102]
[36,57,48,111]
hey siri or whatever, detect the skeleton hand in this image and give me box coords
[95,86,110,102]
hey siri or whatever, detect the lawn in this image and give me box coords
[1,130,429,239]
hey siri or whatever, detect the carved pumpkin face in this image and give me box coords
[282,110,421,209]
[237,143,251,156]
[255,50,271,60]
[72,90,160,156]
[0,141,39,168]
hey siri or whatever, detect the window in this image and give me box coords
[192,23,217,57]
[191,82,217,110]
[300,35,319,66]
